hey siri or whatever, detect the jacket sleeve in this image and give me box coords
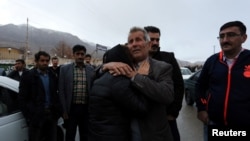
[132,61,174,105]
[58,65,67,114]
[18,71,31,120]
[111,76,148,117]
[195,60,211,112]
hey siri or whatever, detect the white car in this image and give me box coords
[180,67,192,80]
[0,76,65,141]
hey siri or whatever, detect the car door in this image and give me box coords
[0,77,28,141]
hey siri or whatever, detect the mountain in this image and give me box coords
[0,24,105,58]
[0,24,203,67]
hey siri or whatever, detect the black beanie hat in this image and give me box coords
[103,44,134,69]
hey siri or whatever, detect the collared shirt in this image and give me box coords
[73,63,87,104]
[37,69,50,108]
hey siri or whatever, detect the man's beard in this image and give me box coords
[149,45,160,56]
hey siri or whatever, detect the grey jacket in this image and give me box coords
[132,58,174,141]
[59,63,95,113]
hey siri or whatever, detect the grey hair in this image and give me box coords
[128,26,150,42]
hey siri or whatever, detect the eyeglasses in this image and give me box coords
[150,38,160,42]
[217,32,242,40]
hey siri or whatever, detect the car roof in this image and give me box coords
[0,76,19,93]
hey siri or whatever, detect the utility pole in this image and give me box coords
[213,45,215,54]
[25,18,29,65]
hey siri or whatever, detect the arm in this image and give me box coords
[18,71,31,120]
[111,76,148,117]
[195,61,210,124]
[58,65,68,119]
[166,53,184,118]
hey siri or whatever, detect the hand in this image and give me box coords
[137,60,149,75]
[197,111,209,125]
[167,115,176,120]
[102,62,133,76]
[63,112,69,120]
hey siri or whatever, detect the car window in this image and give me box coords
[0,86,19,116]
[191,71,201,81]
[181,68,192,75]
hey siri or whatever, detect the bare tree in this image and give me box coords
[51,41,72,58]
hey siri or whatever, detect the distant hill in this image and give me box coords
[0,24,106,58]
[0,24,203,67]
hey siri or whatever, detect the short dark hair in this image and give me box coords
[85,54,91,58]
[72,44,86,53]
[16,59,25,64]
[144,26,161,36]
[34,51,50,62]
[51,56,58,60]
[220,21,247,34]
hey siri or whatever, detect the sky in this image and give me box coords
[0,0,250,63]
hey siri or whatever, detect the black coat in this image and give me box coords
[88,72,148,141]
[7,68,29,81]
[18,68,61,127]
[152,51,184,118]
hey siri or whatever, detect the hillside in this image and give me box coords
[0,24,105,58]
[0,24,203,67]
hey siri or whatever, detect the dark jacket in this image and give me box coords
[152,51,184,117]
[196,49,250,126]
[18,68,61,127]
[89,72,148,141]
[7,68,29,81]
[88,44,148,141]
[59,63,95,114]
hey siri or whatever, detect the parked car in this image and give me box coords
[0,76,64,141]
[184,70,201,106]
[180,67,192,80]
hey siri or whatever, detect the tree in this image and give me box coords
[51,41,72,58]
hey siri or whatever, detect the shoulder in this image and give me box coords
[204,53,219,65]
[160,51,174,56]
[60,63,73,69]
[150,58,172,68]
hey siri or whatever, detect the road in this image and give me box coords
[74,100,203,141]
[177,100,203,141]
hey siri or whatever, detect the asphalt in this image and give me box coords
[177,100,203,141]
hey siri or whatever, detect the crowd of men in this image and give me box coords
[1,20,250,141]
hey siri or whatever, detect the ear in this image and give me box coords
[242,34,247,43]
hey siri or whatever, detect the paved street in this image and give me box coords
[177,100,203,141]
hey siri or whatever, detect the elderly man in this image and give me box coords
[102,26,174,141]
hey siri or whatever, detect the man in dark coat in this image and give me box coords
[19,51,61,141]
[59,45,95,141]
[144,26,184,141]
[7,59,29,81]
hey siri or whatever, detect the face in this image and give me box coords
[52,59,58,67]
[127,31,151,62]
[148,32,160,52]
[36,55,50,71]
[15,61,25,71]
[73,50,85,64]
[85,56,91,64]
[219,26,247,53]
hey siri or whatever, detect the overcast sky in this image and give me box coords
[0,0,249,62]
